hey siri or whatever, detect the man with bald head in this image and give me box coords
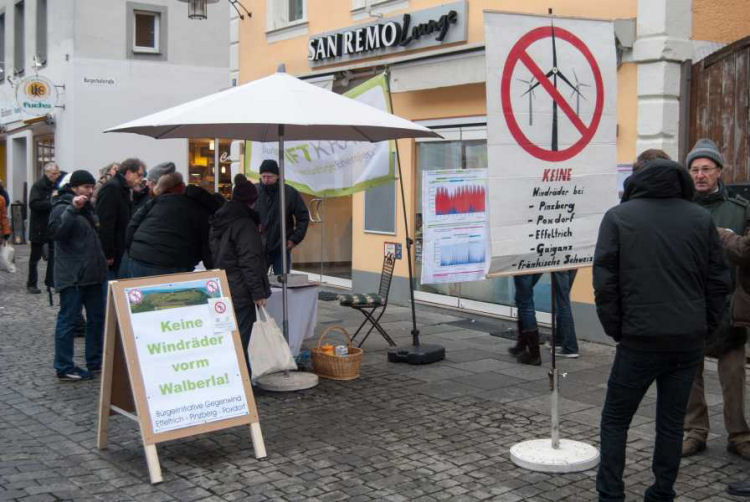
[27,162,60,294]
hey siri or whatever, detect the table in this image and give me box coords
[266,285,319,356]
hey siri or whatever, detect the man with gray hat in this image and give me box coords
[133,161,175,213]
[682,138,750,460]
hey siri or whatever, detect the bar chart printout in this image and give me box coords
[421,169,490,284]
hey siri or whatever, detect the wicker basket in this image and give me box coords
[311,326,363,380]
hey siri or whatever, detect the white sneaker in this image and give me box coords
[554,348,579,359]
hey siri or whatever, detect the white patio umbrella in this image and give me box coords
[106,69,442,384]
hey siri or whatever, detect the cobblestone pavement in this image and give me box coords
[1,244,748,501]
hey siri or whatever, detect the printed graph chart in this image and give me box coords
[438,241,486,266]
[434,185,486,215]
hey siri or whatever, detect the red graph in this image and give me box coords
[434,185,486,215]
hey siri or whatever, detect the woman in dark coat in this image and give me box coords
[209,181,271,368]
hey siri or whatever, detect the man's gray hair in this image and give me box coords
[43,162,59,173]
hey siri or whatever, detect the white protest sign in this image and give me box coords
[244,74,395,196]
[125,279,249,434]
[484,12,617,275]
[420,169,490,284]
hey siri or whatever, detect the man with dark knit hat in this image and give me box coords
[210,181,271,370]
[254,159,310,275]
[682,138,750,459]
[48,170,108,381]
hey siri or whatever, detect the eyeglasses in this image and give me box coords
[689,166,719,175]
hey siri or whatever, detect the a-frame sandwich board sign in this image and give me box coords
[96,270,266,484]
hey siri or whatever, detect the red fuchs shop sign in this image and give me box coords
[307,1,468,67]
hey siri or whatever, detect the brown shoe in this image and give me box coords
[727,442,750,460]
[681,438,706,457]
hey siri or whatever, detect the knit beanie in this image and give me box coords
[686,138,724,169]
[147,161,176,183]
[232,181,258,206]
[69,170,96,187]
[259,159,279,175]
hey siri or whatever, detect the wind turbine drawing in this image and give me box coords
[520,15,586,151]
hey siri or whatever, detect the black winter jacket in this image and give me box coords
[126,185,221,270]
[255,182,310,252]
[693,182,750,356]
[209,200,271,307]
[593,160,731,352]
[95,173,132,271]
[28,175,55,242]
[48,188,107,290]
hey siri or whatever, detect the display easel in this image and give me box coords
[96,271,266,484]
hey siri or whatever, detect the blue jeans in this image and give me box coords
[268,249,292,276]
[513,271,578,353]
[54,284,105,373]
[597,346,703,502]
[129,258,190,278]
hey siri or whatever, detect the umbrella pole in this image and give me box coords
[278,125,289,341]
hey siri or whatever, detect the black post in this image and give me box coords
[384,69,445,364]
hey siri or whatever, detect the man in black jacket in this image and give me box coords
[210,181,271,367]
[27,162,60,294]
[593,157,730,502]
[126,173,221,277]
[255,159,310,275]
[49,171,107,381]
[95,158,145,278]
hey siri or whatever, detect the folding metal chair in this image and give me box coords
[338,253,396,347]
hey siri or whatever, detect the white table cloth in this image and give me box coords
[266,285,319,356]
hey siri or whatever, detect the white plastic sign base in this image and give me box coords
[510,438,599,473]
[255,371,319,392]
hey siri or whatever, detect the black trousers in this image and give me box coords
[27,241,54,288]
[597,345,703,502]
[235,305,257,377]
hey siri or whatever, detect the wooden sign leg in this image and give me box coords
[249,422,267,459]
[143,442,163,484]
[97,287,118,450]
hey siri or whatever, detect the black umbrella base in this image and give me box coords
[388,344,445,365]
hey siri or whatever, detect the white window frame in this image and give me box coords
[132,10,160,54]
[266,0,308,42]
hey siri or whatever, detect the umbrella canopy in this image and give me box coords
[105,71,440,142]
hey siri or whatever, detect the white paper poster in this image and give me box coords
[484,12,618,275]
[124,279,249,434]
[420,169,490,284]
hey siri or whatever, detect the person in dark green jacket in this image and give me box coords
[682,138,750,460]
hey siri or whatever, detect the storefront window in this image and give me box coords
[415,126,551,314]
[188,138,232,198]
[34,135,54,179]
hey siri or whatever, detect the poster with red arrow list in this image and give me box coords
[484,12,617,276]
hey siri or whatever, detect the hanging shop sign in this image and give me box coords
[484,12,618,276]
[308,1,467,67]
[15,75,58,117]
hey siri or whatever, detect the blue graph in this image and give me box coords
[439,242,485,266]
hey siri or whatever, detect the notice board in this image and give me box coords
[96,271,265,483]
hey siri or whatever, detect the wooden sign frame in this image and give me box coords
[96,270,266,484]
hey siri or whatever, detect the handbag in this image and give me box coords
[248,305,297,379]
[0,242,16,273]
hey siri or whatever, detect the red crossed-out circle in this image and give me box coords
[214,301,227,314]
[500,26,604,162]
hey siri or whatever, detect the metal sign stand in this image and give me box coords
[509,272,599,472]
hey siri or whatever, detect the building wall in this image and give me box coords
[0,0,231,201]
[692,0,750,43]
[237,0,640,323]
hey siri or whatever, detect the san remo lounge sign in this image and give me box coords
[308,1,467,67]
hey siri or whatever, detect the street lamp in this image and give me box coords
[177,0,220,20]
[177,0,252,20]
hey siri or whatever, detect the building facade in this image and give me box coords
[239,0,747,343]
[0,0,231,206]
